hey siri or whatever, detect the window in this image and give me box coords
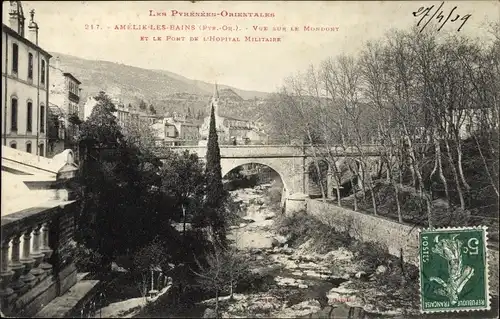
[10,141,17,149]
[39,144,44,157]
[40,104,45,133]
[12,43,19,73]
[11,97,18,131]
[28,53,33,79]
[27,101,33,132]
[41,60,46,84]
[26,142,32,153]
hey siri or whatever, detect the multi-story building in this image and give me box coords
[2,3,51,156]
[164,113,201,145]
[114,102,130,128]
[150,115,200,146]
[47,57,82,156]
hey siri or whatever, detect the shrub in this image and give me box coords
[351,241,389,272]
[74,243,104,273]
[275,211,352,252]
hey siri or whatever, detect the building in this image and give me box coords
[83,96,97,121]
[149,114,201,146]
[246,128,269,145]
[140,113,164,125]
[47,57,82,156]
[451,106,497,139]
[2,3,51,156]
[163,113,201,145]
[1,146,101,317]
[47,102,66,153]
[199,83,255,145]
[114,101,130,128]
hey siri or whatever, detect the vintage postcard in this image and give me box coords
[1,1,499,318]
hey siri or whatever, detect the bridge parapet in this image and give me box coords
[155,144,387,159]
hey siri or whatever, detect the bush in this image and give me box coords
[74,243,104,273]
[275,211,352,252]
[235,272,274,294]
[351,241,389,272]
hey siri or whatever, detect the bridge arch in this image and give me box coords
[220,158,302,198]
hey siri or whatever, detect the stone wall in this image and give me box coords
[306,199,499,294]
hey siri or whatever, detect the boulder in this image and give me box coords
[376,265,387,274]
[272,235,288,247]
[271,238,280,248]
[111,262,128,273]
[203,308,217,318]
[290,299,321,311]
[354,271,369,281]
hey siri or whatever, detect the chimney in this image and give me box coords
[9,1,20,33]
[27,9,39,45]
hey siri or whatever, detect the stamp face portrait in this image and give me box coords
[419,227,490,313]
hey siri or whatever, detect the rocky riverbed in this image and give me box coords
[201,184,411,318]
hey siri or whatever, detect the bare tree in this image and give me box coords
[280,73,327,200]
[192,239,249,317]
[380,29,435,226]
[360,40,403,222]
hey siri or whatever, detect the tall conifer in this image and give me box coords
[205,103,227,245]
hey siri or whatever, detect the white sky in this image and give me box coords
[5,1,499,92]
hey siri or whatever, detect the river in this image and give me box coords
[195,183,406,318]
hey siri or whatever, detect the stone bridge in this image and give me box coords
[154,144,387,212]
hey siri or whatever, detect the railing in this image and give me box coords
[154,144,391,158]
[68,91,80,103]
[0,201,78,316]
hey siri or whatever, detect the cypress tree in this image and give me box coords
[205,103,227,245]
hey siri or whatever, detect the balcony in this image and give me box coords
[68,92,79,103]
[1,147,98,317]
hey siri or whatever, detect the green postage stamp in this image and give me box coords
[419,226,490,313]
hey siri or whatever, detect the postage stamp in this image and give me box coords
[419,226,490,313]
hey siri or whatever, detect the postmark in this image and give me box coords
[419,226,490,313]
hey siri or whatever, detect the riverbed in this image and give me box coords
[199,184,408,318]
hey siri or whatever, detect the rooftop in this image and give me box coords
[63,72,82,85]
[2,23,52,59]
[1,147,79,216]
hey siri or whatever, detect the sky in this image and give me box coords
[4,1,499,92]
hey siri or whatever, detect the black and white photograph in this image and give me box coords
[1,1,499,318]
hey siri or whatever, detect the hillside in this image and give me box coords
[51,52,271,119]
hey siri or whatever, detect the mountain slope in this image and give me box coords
[51,52,270,107]
[152,69,269,100]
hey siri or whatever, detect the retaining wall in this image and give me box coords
[306,199,499,294]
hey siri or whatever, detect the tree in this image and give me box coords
[76,91,164,273]
[205,103,229,245]
[79,91,123,148]
[149,104,157,115]
[132,238,172,300]
[139,99,147,110]
[122,116,158,152]
[47,107,61,152]
[160,150,206,236]
[192,241,249,317]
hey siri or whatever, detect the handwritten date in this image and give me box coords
[413,2,471,32]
